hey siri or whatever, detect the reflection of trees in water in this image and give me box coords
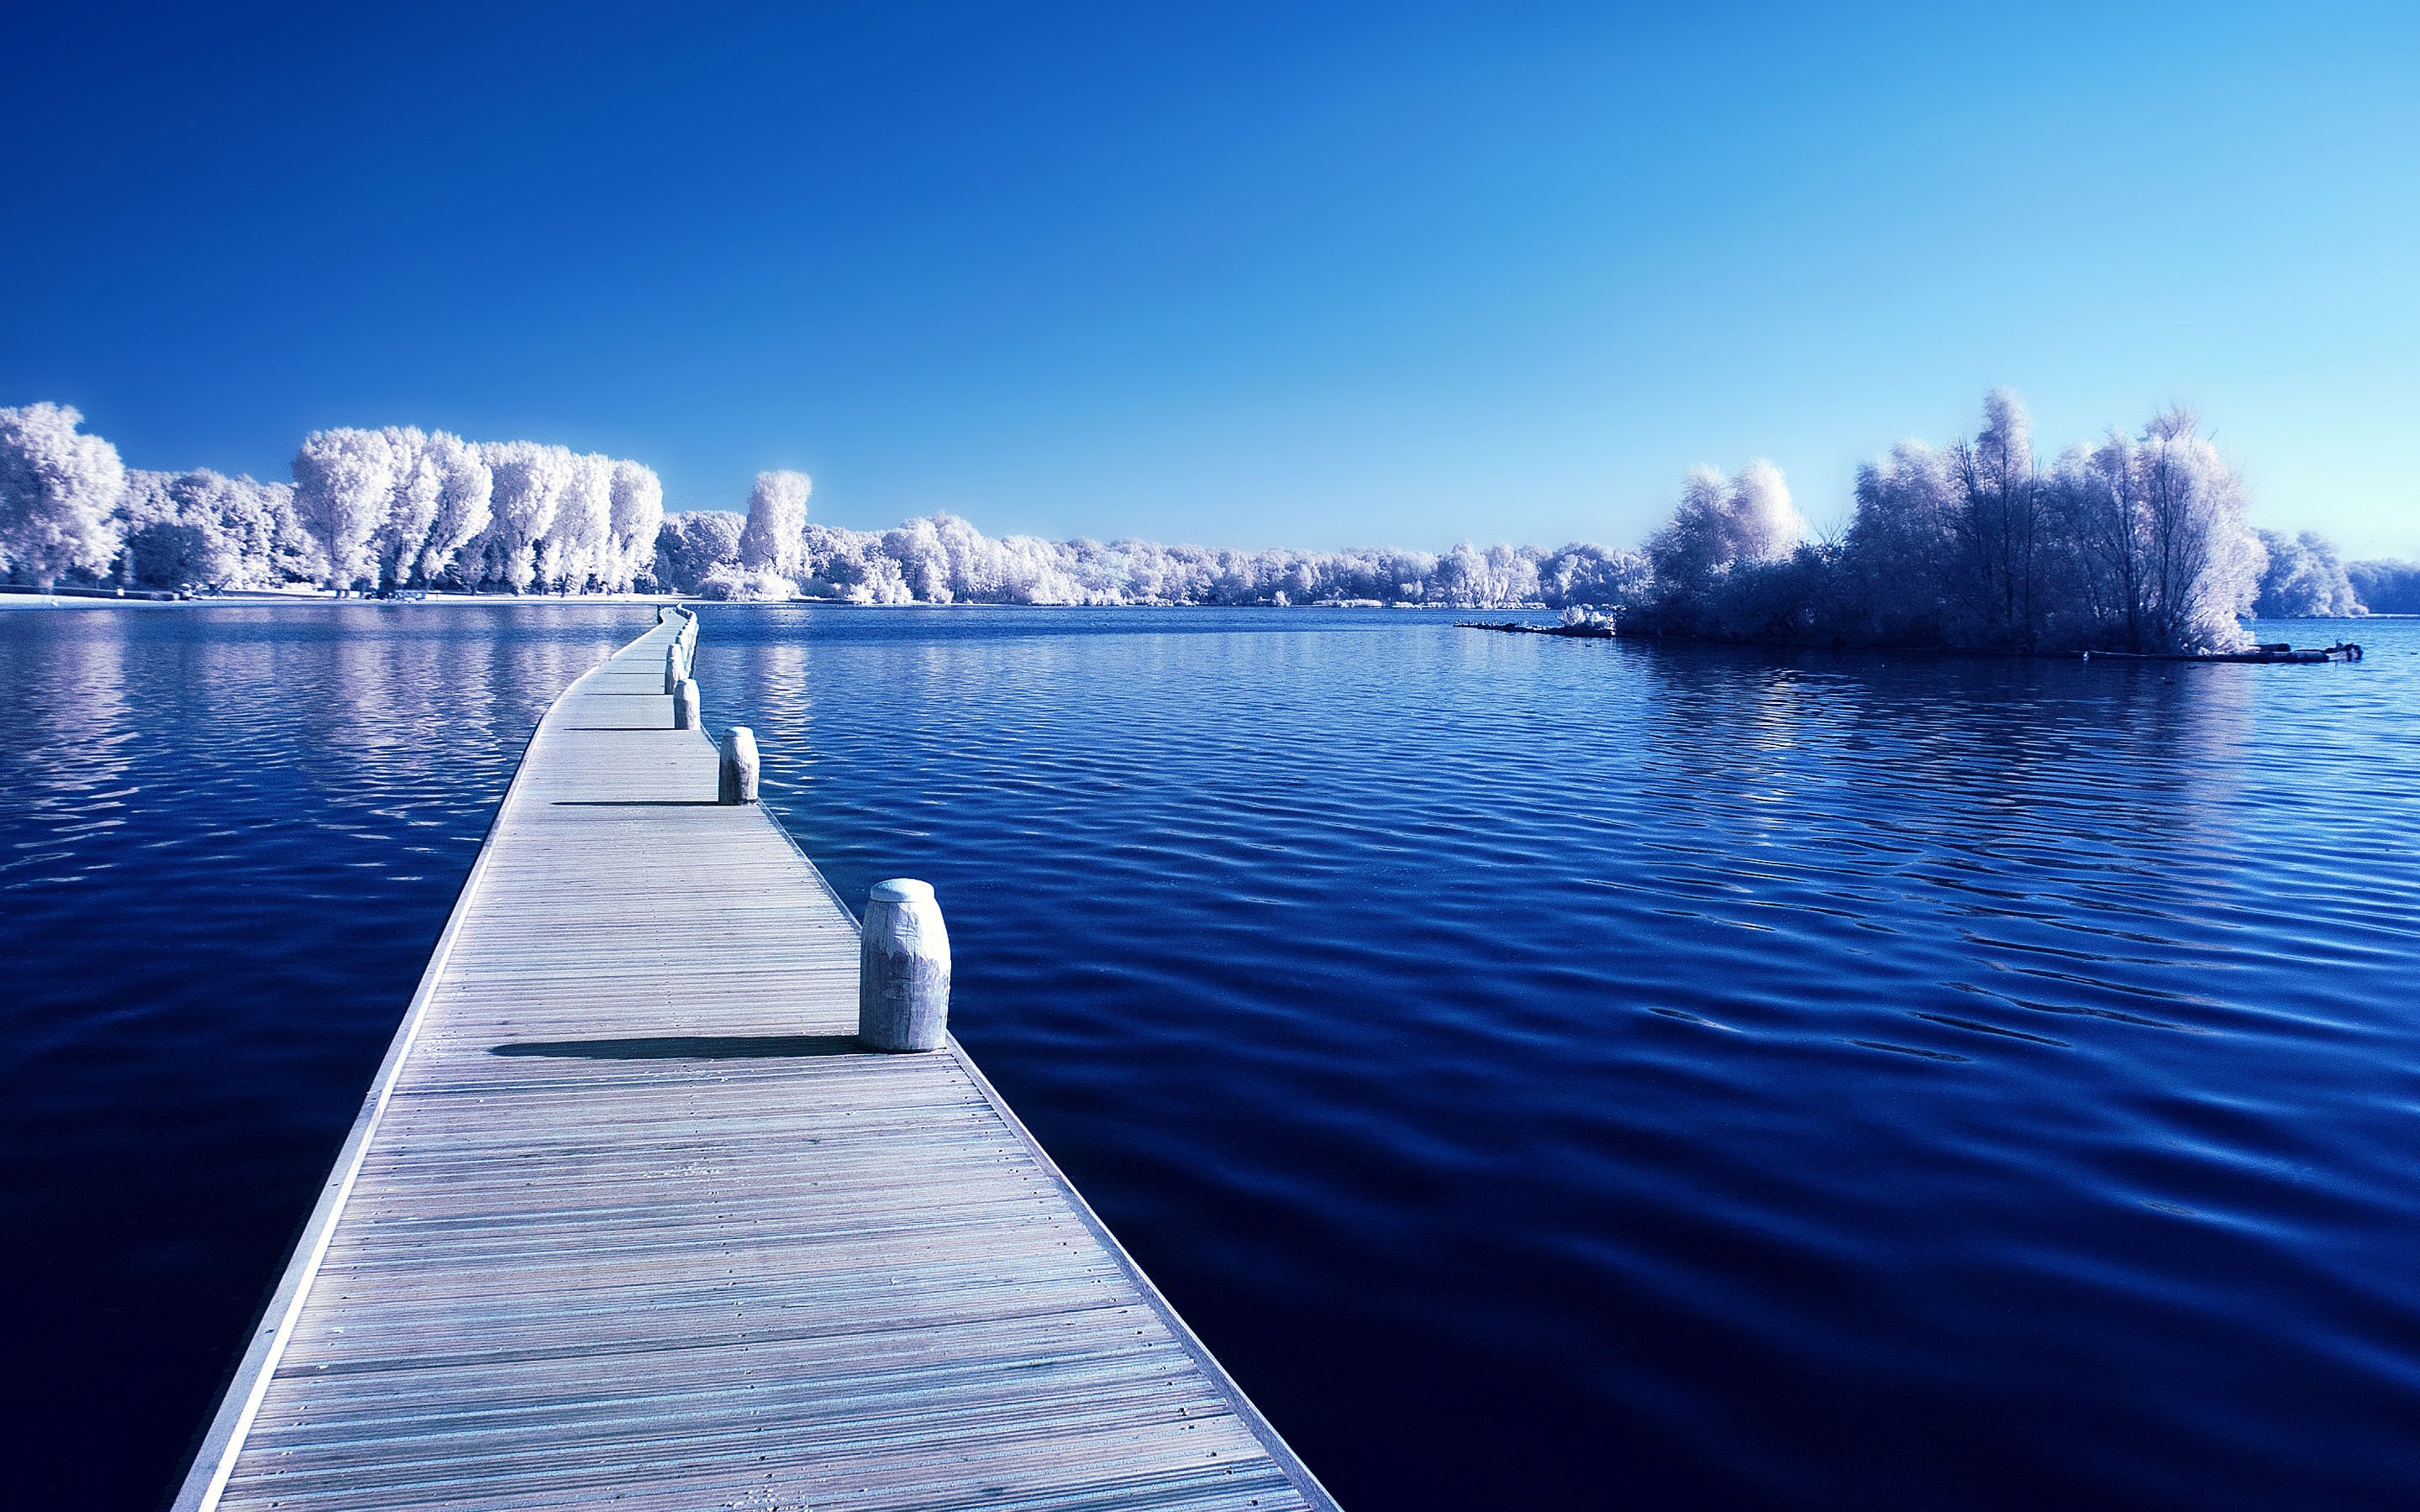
[232,606,638,837]
[1628,638,2252,837]
[3,616,137,815]
[1620,638,2260,1021]
[720,623,818,789]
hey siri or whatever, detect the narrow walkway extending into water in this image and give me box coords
[176,614,1335,1512]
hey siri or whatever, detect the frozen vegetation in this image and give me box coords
[668,487,1646,609]
[0,407,663,598]
[2344,561,2420,615]
[1627,393,2280,653]
[2,395,2411,648]
[2253,530,2361,617]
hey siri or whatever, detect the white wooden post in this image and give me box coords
[664,643,687,694]
[673,678,700,730]
[718,727,760,805]
[859,879,950,1052]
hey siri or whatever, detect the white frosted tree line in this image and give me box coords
[646,465,1650,609]
[0,405,668,595]
[0,396,2354,645]
[657,498,1647,610]
[291,429,663,594]
[120,468,318,589]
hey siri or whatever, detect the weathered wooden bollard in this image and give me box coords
[673,678,700,730]
[664,642,688,694]
[859,879,950,1052]
[718,726,759,805]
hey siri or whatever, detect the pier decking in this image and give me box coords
[175,614,1335,1512]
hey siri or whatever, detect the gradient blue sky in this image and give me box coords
[6,2,2415,554]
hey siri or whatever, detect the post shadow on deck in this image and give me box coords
[487,880,955,1058]
[492,1033,864,1060]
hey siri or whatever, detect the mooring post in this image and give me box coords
[718,727,760,805]
[860,879,951,1052]
[673,678,701,731]
[664,642,688,694]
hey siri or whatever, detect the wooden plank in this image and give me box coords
[173,615,1338,1512]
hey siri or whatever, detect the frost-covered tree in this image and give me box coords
[472,441,574,591]
[414,432,492,585]
[1647,462,1801,591]
[1,402,125,587]
[1817,392,2262,653]
[1636,461,1803,633]
[738,470,811,580]
[118,467,317,591]
[2252,529,2361,617]
[370,427,440,588]
[608,460,665,591]
[2042,408,2259,651]
[539,453,615,591]
[293,428,397,592]
[655,511,745,592]
[1536,542,1649,608]
[882,515,950,601]
[1428,543,1544,607]
[1947,389,2045,643]
[1842,441,1960,642]
[118,470,230,588]
[2131,408,2261,649]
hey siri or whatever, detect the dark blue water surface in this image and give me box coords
[4,605,2417,1510]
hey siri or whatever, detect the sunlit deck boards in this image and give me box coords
[176,615,1335,1512]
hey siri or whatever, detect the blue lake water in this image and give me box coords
[3,604,2417,1509]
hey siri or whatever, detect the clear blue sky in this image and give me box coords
[5,2,2415,554]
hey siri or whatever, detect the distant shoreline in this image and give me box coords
[0,588,687,612]
[0,591,1491,613]
[3,591,2402,628]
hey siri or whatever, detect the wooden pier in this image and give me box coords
[174,613,1336,1512]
